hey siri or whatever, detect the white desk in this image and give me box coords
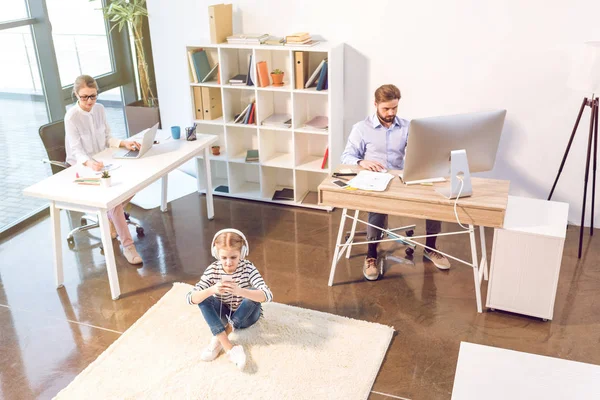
[452,342,600,399]
[23,131,218,300]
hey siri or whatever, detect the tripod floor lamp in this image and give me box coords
[549,41,600,258]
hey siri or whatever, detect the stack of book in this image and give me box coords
[264,36,284,46]
[245,149,259,162]
[285,32,319,47]
[261,113,292,129]
[272,188,294,201]
[227,33,269,45]
[304,58,328,90]
[234,101,256,124]
[229,74,247,85]
[304,115,328,131]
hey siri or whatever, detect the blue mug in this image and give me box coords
[171,126,181,140]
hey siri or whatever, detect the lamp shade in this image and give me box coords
[567,41,600,93]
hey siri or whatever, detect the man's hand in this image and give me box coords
[84,159,104,171]
[124,141,142,151]
[358,160,385,172]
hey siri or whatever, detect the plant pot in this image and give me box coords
[271,73,284,86]
[125,100,161,136]
[211,146,221,156]
[100,177,112,188]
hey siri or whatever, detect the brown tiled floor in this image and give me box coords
[1,194,599,399]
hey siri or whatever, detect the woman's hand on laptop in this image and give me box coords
[123,141,142,151]
[358,160,385,172]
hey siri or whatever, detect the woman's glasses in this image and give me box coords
[79,94,97,101]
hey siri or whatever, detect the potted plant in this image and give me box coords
[271,68,284,86]
[92,0,160,135]
[100,170,112,188]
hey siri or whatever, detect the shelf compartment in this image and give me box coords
[295,132,328,172]
[220,47,255,87]
[256,91,292,127]
[229,163,261,197]
[226,126,259,163]
[294,51,328,92]
[259,129,293,168]
[196,159,228,192]
[295,170,328,203]
[261,166,294,199]
[293,92,328,130]
[254,48,292,89]
[222,88,257,125]
[186,46,219,85]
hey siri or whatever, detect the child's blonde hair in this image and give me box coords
[214,231,244,251]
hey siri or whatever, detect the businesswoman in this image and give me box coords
[65,74,143,265]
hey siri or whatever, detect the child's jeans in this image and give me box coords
[198,295,262,336]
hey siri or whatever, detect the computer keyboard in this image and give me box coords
[124,150,139,158]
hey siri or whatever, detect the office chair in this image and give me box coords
[39,120,144,248]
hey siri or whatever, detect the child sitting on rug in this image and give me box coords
[186,228,273,370]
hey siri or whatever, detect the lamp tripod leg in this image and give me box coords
[590,98,598,236]
[579,99,597,258]
[549,97,588,201]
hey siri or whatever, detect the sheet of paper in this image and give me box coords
[347,171,394,191]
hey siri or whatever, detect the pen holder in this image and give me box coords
[186,124,197,141]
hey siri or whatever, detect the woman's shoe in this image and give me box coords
[123,244,142,265]
[200,337,223,361]
[227,345,246,370]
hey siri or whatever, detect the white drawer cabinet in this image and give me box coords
[486,196,569,320]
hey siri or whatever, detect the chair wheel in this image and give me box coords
[100,246,104,255]
[405,247,414,256]
[67,237,75,249]
[80,217,87,226]
[405,230,414,237]
[136,227,145,236]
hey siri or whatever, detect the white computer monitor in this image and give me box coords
[402,109,507,198]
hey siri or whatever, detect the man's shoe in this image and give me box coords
[424,249,451,270]
[227,345,246,370]
[123,244,143,265]
[200,336,223,361]
[363,257,380,281]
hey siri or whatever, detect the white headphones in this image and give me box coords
[211,228,250,260]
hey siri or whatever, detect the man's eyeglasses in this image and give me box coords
[79,94,97,101]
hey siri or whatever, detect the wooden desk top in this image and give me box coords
[318,166,510,228]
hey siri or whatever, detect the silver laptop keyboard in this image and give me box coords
[124,150,139,158]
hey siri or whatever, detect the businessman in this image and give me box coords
[341,84,450,281]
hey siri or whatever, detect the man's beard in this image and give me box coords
[377,111,395,123]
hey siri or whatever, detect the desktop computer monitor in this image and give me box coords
[402,109,507,198]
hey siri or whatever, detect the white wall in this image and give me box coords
[147,0,600,227]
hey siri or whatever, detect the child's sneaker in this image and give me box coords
[227,345,246,370]
[200,336,222,361]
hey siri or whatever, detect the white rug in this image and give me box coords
[130,169,197,209]
[54,283,394,400]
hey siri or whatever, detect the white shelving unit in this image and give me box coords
[187,42,343,210]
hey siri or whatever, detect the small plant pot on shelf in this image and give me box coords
[211,146,221,156]
[271,72,284,87]
[100,177,112,188]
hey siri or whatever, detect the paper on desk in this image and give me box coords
[347,170,394,191]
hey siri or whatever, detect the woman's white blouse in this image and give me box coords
[65,103,121,166]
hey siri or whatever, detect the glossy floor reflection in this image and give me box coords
[1,194,599,400]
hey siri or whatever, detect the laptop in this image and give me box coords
[113,123,159,159]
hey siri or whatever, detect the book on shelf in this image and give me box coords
[316,60,328,91]
[245,149,259,162]
[247,103,256,124]
[208,3,232,44]
[304,115,328,130]
[272,188,294,201]
[202,63,219,83]
[261,113,292,128]
[286,32,311,42]
[301,191,318,205]
[321,147,329,169]
[286,40,320,47]
[234,103,252,123]
[215,185,229,193]
[246,55,254,86]
[305,58,326,88]
[256,61,269,87]
[229,73,247,85]
[226,33,269,44]
[294,51,309,90]
[264,36,285,46]
[191,50,212,82]
[187,49,199,83]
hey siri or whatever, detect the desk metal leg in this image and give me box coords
[161,174,168,212]
[345,210,359,258]
[203,148,214,220]
[469,224,483,313]
[50,201,64,289]
[329,208,348,286]
[98,210,121,300]
[479,226,489,281]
